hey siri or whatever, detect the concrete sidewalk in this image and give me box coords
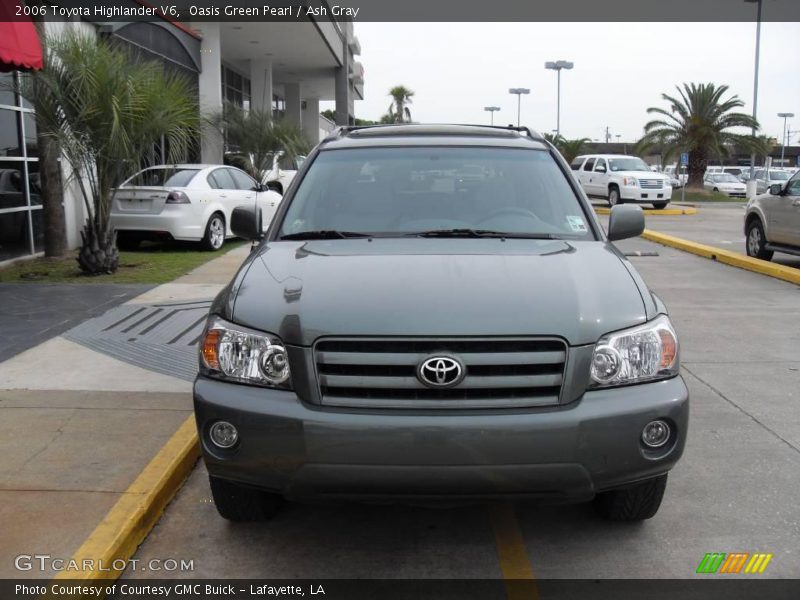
[0,245,249,579]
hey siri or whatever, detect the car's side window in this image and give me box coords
[228,168,257,191]
[569,157,584,171]
[786,174,800,196]
[208,168,236,190]
[583,158,596,171]
[594,159,607,172]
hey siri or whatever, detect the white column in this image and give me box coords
[195,22,223,163]
[284,82,302,129]
[301,97,320,144]
[249,59,273,114]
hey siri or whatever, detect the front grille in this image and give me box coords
[314,338,567,409]
[639,179,663,189]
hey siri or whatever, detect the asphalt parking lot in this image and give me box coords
[639,202,800,270]
[121,231,800,583]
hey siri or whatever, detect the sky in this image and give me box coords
[327,22,800,145]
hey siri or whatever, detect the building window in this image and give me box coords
[0,72,40,262]
[221,65,250,111]
[272,94,285,120]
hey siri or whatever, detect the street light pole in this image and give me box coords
[508,88,530,127]
[544,60,573,137]
[484,106,500,126]
[745,0,762,186]
[778,112,794,166]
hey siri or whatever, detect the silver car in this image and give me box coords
[745,170,800,261]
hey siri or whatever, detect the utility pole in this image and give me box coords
[605,127,611,143]
[508,88,530,127]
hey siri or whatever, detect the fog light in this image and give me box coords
[209,421,238,449]
[641,420,671,448]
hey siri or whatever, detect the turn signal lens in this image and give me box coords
[202,329,221,370]
[658,328,677,370]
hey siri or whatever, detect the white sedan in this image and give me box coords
[703,173,747,198]
[110,164,283,250]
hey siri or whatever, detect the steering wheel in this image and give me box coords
[476,207,539,224]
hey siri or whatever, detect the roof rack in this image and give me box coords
[323,123,544,142]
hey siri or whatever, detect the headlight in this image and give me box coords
[589,315,679,387]
[200,316,291,388]
[622,176,638,186]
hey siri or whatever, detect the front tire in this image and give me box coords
[209,476,282,522]
[593,474,667,521]
[201,213,226,251]
[608,186,621,207]
[746,219,773,261]
[652,202,668,210]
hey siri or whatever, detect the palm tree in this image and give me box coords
[22,33,199,274]
[214,103,311,182]
[387,86,414,123]
[639,83,764,187]
[543,134,591,163]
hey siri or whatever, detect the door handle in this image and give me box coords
[219,194,227,198]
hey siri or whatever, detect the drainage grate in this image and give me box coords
[63,300,212,381]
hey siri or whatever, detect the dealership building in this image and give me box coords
[0,4,364,262]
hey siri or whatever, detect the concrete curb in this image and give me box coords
[641,230,800,286]
[594,205,697,216]
[52,415,200,589]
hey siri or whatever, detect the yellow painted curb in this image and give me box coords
[594,205,697,216]
[641,229,800,286]
[47,415,200,596]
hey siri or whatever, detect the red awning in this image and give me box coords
[0,2,44,72]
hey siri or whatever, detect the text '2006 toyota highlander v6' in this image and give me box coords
[195,124,689,522]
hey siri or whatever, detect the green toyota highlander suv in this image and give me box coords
[195,124,689,522]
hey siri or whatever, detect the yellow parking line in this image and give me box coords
[53,415,199,587]
[488,503,539,600]
[594,205,697,216]
[641,230,800,286]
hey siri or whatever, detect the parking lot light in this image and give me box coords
[778,112,794,166]
[508,88,530,127]
[545,60,574,137]
[484,106,500,126]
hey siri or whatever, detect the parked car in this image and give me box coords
[751,169,792,195]
[262,152,305,194]
[744,170,800,261]
[703,173,747,197]
[664,165,687,187]
[110,164,283,250]
[570,154,672,209]
[197,124,689,523]
[720,166,747,179]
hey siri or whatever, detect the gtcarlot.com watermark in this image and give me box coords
[14,554,194,573]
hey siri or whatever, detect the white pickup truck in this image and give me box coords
[570,154,672,209]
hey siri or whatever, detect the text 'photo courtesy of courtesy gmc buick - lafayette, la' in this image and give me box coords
[195,124,689,523]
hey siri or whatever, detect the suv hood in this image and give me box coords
[229,239,650,346]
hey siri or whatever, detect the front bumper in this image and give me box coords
[194,374,689,501]
[620,185,672,203]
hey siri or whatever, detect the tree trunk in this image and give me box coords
[77,219,118,274]
[687,149,707,188]
[31,8,68,257]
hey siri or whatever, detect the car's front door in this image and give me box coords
[769,173,800,246]
[590,158,609,197]
[580,157,596,196]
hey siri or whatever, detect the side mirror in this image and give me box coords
[596,166,607,173]
[607,204,645,242]
[769,183,783,196]
[230,205,263,241]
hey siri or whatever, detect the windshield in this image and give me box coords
[608,158,650,172]
[278,147,594,240]
[123,168,199,188]
[713,174,739,183]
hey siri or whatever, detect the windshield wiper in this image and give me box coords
[407,228,558,239]
[279,230,373,240]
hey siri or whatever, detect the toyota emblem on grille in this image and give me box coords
[417,356,465,388]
